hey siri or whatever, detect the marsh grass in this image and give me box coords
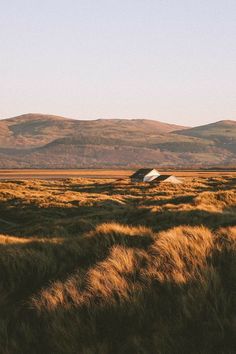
[0,176,235,353]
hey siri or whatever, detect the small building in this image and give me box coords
[154,175,183,184]
[130,168,160,182]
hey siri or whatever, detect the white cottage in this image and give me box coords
[130,168,160,182]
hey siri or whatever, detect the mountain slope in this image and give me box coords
[175,120,236,153]
[0,114,186,149]
[0,114,235,168]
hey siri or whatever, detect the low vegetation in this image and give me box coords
[0,176,235,353]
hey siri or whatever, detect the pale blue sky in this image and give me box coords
[0,0,236,126]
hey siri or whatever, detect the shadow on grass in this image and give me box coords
[5,237,236,354]
[0,197,235,238]
[149,208,236,232]
[141,195,195,207]
[0,221,155,353]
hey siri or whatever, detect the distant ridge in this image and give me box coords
[0,114,187,148]
[174,120,236,155]
[0,113,235,168]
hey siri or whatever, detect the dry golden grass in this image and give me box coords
[0,176,235,353]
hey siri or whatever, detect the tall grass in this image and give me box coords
[0,176,235,353]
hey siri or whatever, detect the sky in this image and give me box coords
[0,0,236,126]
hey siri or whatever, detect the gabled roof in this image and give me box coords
[154,175,183,183]
[130,168,158,179]
[154,174,170,182]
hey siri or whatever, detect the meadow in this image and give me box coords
[0,168,236,179]
[0,175,235,353]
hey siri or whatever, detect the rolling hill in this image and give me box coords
[174,120,236,154]
[0,114,235,168]
[0,114,186,148]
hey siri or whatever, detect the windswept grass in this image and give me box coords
[0,176,235,353]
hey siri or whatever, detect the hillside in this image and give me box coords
[175,120,236,153]
[0,114,185,148]
[0,114,235,168]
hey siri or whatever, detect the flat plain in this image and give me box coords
[0,168,236,179]
[0,174,235,353]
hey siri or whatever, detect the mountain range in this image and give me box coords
[0,114,235,168]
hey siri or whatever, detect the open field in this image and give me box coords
[0,176,235,353]
[0,168,236,179]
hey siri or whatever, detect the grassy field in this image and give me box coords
[0,176,235,353]
[0,168,236,179]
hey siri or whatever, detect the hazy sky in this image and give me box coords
[1,0,236,126]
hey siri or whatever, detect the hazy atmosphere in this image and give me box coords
[0,2,235,353]
[1,0,236,125]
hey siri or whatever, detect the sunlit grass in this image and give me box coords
[0,176,235,353]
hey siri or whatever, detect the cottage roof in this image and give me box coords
[130,168,158,179]
[154,175,183,183]
[154,174,170,182]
